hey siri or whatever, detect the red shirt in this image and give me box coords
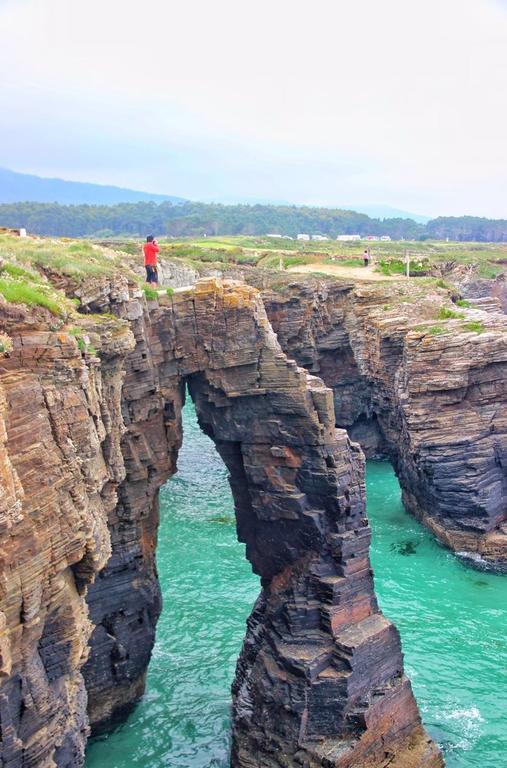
[143,242,159,266]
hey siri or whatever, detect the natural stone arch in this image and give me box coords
[84,279,442,767]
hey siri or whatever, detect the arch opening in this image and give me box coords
[83,279,442,768]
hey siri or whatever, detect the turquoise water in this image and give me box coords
[86,403,507,768]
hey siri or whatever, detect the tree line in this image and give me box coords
[0,201,505,242]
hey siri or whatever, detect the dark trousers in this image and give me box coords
[145,265,158,283]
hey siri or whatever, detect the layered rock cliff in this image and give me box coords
[152,258,507,570]
[0,295,135,766]
[0,276,442,767]
[259,279,507,571]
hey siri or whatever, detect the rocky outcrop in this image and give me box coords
[0,277,442,767]
[259,279,507,571]
[0,298,135,766]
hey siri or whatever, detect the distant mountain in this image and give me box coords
[0,168,186,205]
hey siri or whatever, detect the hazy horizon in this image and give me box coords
[1,0,506,218]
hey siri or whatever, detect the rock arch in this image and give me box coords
[83,279,442,767]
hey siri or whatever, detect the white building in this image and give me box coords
[266,233,281,238]
[380,235,392,241]
[297,233,310,241]
[336,234,361,242]
[312,235,329,241]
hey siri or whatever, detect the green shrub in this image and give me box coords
[144,286,159,300]
[456,298,471,308]
[166,287,174,297]
[377,259,405,276]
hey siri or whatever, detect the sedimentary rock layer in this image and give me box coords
[0,298,135,766]
[0,277,442,767]
[158,259,506,568]
[259,278,507,570]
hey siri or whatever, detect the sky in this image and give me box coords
[1,0,506,217]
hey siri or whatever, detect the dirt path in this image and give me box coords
[288,263,399,281]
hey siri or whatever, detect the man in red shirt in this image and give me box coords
[143,235,159,284]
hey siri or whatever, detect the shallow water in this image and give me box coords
[86,403,507,768]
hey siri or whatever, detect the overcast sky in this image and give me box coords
[1,0,506,216]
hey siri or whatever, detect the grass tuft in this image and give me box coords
[463,321,485,334]
[414,324,448,335]
[437,306,465,320]
[144,286,159,300]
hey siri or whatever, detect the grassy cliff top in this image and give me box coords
[97,234,507,280]
[0,233,505,322]
[0,235,140,319]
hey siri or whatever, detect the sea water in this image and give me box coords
[86,402,507,768]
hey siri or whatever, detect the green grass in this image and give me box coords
[68,326,86,351]
[0,278,63,315]
[144,286,159,300]
[425,325,447,335]
[463,321,486,334]
[437,306,465,320]
[166,287,174,297]
[259,254,310,269]
[336,257,364,268]
[68,326,99,355]
[477,263,504,279]
[0,262,43,282]
[376,258,429,276]
[456,298,471,308]
[92,234,507,283]
[0,234,131,281]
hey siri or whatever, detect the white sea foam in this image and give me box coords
[440,705,484,751]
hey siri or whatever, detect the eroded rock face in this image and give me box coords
[0,302,135,766]
[157,262,506,568]
[81,279,441,767]
[260,279,507,570]
[0,276,443,766]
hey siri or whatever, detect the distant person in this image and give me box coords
[143,235,159,284]
[363,248,370,267]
